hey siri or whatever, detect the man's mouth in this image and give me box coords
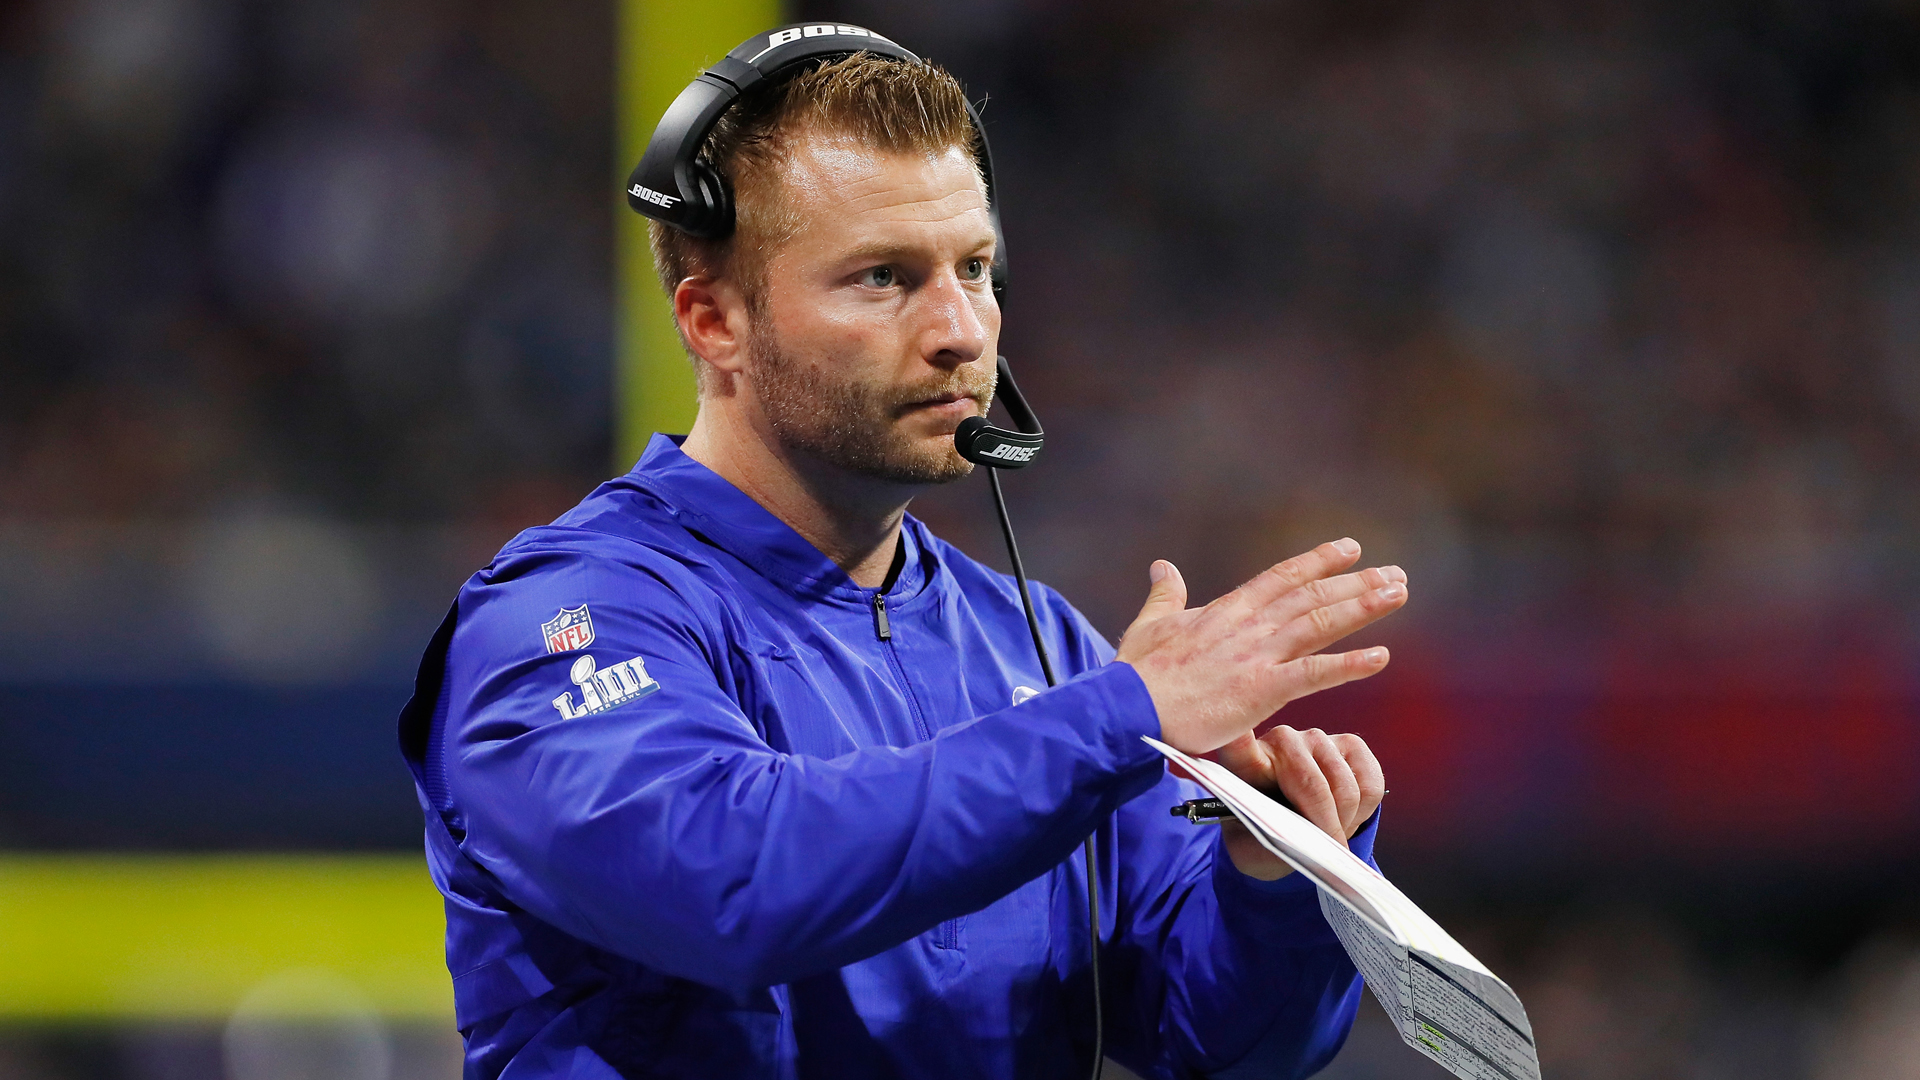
[898,392,985,419]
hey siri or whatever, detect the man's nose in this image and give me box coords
[916,273,993,369]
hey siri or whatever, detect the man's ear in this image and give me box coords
[674,275,751,379]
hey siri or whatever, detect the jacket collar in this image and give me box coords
[625,433,931,605]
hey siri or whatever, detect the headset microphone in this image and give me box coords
[955,358,1058,687]
[955,357,1045,469]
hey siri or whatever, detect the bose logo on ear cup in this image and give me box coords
[630,184,681,208]
[766,25,896,48]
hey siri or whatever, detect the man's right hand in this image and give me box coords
[1113,539,1408,755]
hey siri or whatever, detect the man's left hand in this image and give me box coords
[1208,726,1385,881]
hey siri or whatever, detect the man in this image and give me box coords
[399,50,1409,1079]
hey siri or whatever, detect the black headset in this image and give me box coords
[626,24,1105,1080]
[624,21,1045,471]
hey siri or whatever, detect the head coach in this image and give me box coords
[398,22,1410,1080]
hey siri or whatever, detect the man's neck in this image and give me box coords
[682,408,920,590]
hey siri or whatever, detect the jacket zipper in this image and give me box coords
[871,592,927,741]
[870,588,955,949]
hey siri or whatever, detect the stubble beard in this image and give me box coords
[748,320,992,486]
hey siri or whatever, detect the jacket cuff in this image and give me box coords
[1072,661,1166,777]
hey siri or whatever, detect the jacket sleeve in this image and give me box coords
[1036,588,1371,1080]
[439,546,1168,994]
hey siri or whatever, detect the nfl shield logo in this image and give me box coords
[542,605,595,654]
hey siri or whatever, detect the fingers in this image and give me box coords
[1286,578,1407,661]
[1305,730,1362,836]
[1218,539,1405,659]
[1208,732,1268,781]
[1209,730,1308,877]
[1124,538,1407,756]
[1210,726,1383,875]
[1335,733,1386,835]
[1232,538,1363,611]
[1273,564,1407,624]
[1267,645,1391,708]
[1264,726,1346,843]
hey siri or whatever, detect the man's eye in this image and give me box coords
[961,258,986,281]
[860,266,895,287]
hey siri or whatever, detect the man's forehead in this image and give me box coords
[774,134,989,235]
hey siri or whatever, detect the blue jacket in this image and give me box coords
[398,434,1373,1080]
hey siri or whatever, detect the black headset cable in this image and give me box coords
[985,467,1104,1080]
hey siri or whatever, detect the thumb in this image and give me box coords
[1207,732,1264,777]
[1131,560,1188,627]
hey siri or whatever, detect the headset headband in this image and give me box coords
[624,21,1008,305]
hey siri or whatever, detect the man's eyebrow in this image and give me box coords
[834,234,998,265]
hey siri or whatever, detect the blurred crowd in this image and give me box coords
[0,0,612,521]
[0,0,611,688]
[7,0,1920,1076]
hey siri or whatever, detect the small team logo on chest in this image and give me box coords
[541,605,594,653]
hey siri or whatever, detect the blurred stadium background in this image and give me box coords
[7,0,1920,1077]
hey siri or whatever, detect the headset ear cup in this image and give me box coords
[684,161,735,238]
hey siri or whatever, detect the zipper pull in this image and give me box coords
[872,593,892,640]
